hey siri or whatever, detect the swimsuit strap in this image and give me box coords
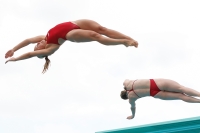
[131,80,140,98]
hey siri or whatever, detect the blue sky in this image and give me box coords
[1,0,200,133]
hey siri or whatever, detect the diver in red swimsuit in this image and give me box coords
[121,78,200,120]
[5,19,138,73]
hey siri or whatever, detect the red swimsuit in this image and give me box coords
[149,79,160,97]
[127,80,140,98]
[45,22,80,45]
[127,79,161,97]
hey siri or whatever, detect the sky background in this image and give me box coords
[1,0,200,133]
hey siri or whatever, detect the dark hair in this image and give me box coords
[120,90,128,100]
[42,56,50,73]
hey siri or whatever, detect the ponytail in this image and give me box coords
[42,56,51,73]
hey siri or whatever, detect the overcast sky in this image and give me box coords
[1,0,200,133]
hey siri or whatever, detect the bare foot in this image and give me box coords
[124,40,138,48]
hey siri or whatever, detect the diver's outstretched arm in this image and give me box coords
[127,101,136,120]
[5,49,53,64]
[5,35,45,58]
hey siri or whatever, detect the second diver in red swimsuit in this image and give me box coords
[122,78,200,120]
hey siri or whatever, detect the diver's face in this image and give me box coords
[34,40,46,51]
[34,40,47,59]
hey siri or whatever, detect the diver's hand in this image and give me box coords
[127,115,133,120]
[5,49,14,58]
[5,57,16,64]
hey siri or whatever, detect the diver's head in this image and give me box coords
[34,40,47,59]
[120,90,128,100]
[34,40,46,51]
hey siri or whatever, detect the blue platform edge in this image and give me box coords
[96,116,200,133]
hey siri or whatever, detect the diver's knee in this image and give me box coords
[89,31,101,40]
[96,26,108,34]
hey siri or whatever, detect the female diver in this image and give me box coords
[5,19,138,73]
[121,79,200,120]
